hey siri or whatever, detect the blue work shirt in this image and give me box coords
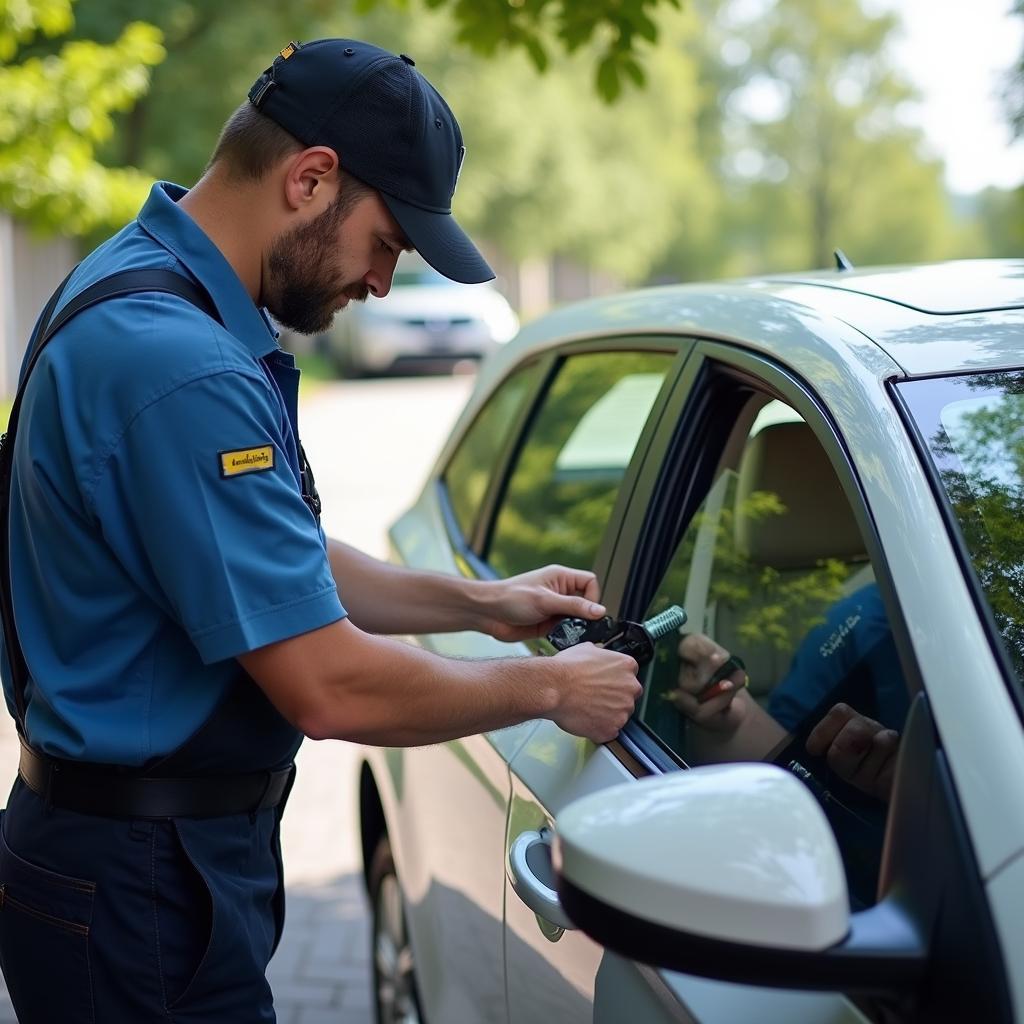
[768,583,909,733]
[2,182,347,765]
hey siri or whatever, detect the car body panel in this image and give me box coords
[383,734,510,1024]
[988,851,1024,1021]
[364,260,1024,1024]
[767,259,1024,314]
[503,727,871,1023]
[639,338,1024,883]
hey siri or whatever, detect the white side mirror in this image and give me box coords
[553,762,926,993]
[555,763,849,951]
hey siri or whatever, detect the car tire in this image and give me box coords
[369,835,425,1024]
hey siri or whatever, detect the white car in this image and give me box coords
[358,259,1024,1024]
[320,257,519,376]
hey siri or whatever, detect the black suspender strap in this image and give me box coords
[0,269,219,736]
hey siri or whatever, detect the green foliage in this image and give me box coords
[652,474,851,655]
[1010,0,1023,139]
[0,0,164,234]
[71,1,714,282]
[488,352,673,577]
[653,0,959,278]
[953,187,1024,257]
[16,0,1004,278]
[369,0,679,101]
[931,380,1024,674]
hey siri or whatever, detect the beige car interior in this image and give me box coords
[683,400,874,705]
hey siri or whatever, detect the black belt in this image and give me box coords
[18,739,295,819]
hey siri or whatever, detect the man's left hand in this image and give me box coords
[805,703,899,801]
[479,566,605,643]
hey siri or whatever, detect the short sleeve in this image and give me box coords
[90,370,345,663]
[768,584,888,732]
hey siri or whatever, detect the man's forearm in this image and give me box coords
[686,690,787,763]
[326,537,496,635]
[243,617,560,746]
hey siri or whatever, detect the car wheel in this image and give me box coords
[370,835,424,1024]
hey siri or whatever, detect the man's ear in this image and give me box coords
[282,146,340,210]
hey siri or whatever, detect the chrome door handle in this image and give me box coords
[507,829,576,931]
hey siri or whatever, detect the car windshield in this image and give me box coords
[899,371,1024,688]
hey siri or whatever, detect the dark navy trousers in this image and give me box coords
[0,778,286,1022]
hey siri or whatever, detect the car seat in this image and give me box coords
[711,420,870,702]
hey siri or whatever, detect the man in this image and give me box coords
[0,39,641,1022]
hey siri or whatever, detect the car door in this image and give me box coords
[383,342,682,1024]
[502,341,929,1024]
[382,360,545,1024]
[434,338,685,1023]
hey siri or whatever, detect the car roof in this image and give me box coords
[497,259,1024,383]
[764,260,1024,315]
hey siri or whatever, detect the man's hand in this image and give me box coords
[479,565,606,642]
[805,703,899,801]
[667,633,749,734]
[550,643,642,743]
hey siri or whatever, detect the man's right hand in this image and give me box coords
[549,643,642,744]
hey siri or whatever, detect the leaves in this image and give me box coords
[0,2,164,234]
[0,0,73,60]
[375,0,680,101]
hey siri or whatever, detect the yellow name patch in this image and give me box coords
[219,445,275,478]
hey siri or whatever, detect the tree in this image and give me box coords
[0,0,164,234]
[929,375,1024,678]
[368,0,681,102]
[72,1,718,283]
[1008,0,1023,139]
[663,0,958,275]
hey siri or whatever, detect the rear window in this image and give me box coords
[899,371,1024,684]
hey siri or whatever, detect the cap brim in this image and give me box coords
[380,192,495,285]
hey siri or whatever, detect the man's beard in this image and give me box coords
[266,198,368,335]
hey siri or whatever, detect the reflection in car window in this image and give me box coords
[488,352,673,578]
[443,363,542,545]
[639,397,909,907]
[898,371,1024,690]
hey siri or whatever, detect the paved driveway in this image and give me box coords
[0,373,474,1023]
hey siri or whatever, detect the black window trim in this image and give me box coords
[610,341,928,778]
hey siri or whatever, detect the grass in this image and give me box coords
[0,399,10,432]
[293,349,339,398]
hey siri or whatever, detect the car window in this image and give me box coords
[897,371,1024,696]
[443,363,542,545]
[638,396,909,908]
[488,352,674,578]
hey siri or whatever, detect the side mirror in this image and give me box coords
[553,763,925,994]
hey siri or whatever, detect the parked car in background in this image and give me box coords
[358,260,1024,1024]
[318,254,519,376]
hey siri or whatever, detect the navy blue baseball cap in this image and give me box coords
[248,38,494,284]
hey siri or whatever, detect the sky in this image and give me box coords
[872,0,1024,193]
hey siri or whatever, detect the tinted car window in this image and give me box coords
[899,371,1024,692]
[488,352,673,578]
[443,363,542,544]
[639,397,908,907]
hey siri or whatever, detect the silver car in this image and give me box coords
[320,257,519,376]
[358,259,1024,1024]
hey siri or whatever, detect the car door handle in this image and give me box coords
[507,829,577,931]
